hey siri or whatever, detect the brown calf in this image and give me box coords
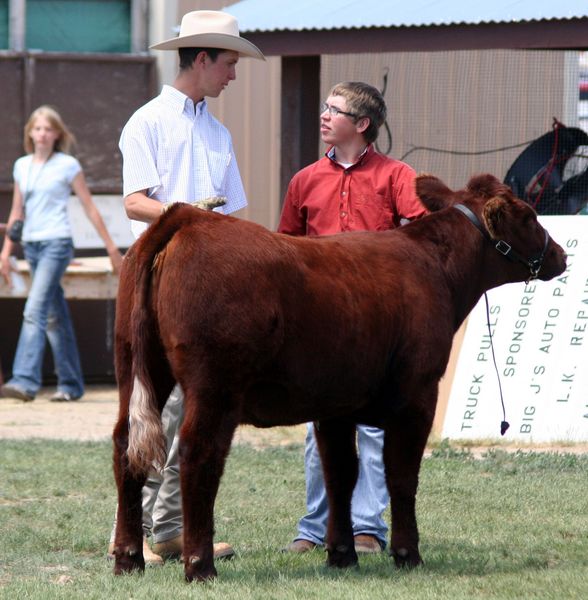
[112,174,567,581]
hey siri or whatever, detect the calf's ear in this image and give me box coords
[467,173,513,200]
[482,196,510,239]
[415,174,454,212]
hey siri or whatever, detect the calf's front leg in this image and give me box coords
[314,418,359,568]
[384,391,436,569]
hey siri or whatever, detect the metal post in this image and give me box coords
[9,0,26,51]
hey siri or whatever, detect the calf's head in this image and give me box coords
[416,173,567,282]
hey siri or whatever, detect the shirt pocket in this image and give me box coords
[206,150,232,192]
[352,192,393,230]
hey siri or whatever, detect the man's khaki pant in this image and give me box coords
[111,384,184,543]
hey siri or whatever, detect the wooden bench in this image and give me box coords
[0,256,119,300]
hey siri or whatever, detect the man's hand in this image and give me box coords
[192,196,227,211]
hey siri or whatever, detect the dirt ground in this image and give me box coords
[1,384,586,454]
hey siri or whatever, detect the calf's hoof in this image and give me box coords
[326,544,359,569]
[113,547,145,575]
[391,546,423,569]
[184,555,217,582]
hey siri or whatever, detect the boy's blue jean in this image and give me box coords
[296,423,389,548]
[6,238,84,398]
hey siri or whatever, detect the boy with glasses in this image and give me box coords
[279,81,426,553]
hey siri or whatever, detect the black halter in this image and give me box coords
[454,203,549,283]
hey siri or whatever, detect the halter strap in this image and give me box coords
[453,203,549,283]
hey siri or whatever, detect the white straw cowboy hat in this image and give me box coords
[150,10,265,60]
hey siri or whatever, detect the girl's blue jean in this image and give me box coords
[6,238,84,398]
[296,423,389,548]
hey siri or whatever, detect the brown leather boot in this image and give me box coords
[354,534,383,553]
[107,536,164,566]
[282,539,317,553]
[152,535,235,560]
[142,538,165,565]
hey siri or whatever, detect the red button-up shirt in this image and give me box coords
[278,144,425,236]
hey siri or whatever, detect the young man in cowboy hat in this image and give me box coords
[108,10,265,565]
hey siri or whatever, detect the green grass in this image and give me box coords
[0,440,587,599]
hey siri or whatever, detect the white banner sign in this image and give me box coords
[68,195,134,249]
[443,216,588,442]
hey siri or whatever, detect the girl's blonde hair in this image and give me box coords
[23,105,76,154]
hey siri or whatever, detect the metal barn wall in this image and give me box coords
[322,50,574,190]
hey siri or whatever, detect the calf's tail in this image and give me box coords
[127,375,166,477]
[126,204,200,476]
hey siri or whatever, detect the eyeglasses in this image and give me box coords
[320,102,357,118]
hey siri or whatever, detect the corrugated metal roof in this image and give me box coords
[225,0,588,32]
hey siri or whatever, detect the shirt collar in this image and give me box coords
[161,85,208,118]
[326,143,374,169]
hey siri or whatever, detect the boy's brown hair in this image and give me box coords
[329,81,387,144]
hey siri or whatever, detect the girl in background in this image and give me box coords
[0,105,122,402]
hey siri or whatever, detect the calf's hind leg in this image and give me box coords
[178,387,239,582]
[314,418,359,568]
[112,398,147,573]
[112,350,174,574]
